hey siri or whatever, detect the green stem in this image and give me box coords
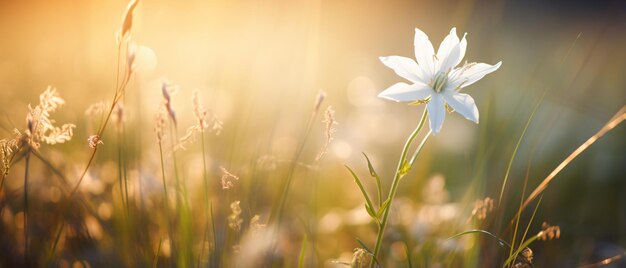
[370,109,429,267]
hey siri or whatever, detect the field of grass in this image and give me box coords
[0,0,625,267]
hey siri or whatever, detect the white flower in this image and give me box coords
[378,27,501,134]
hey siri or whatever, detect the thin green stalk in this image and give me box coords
[508,161,532,259]
[370,109,429,268]
[508,195,543,268]
[497,91,545,206]
[157,140,174,266]
[272,107,319,225]
[168,121,192,268]
[200,132,210,266]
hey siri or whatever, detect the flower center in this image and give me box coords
[431,71,448,93]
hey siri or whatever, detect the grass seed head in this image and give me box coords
[228,201,243,231]
[220,166,239,190]
[88,135,103,149]
[119,0,140,42]
[351,248,369,268]
[23,86,76,149]
[315,105,337,161]
[538,222,560,241]
[470,197,494,221]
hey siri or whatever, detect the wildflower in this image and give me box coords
[378,27,501,134]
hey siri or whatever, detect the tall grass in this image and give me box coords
[0,0,624,267]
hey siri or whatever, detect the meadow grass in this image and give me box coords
[0,1,625,267]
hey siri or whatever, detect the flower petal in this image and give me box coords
[437,31,467,73]
[378,82,432,102]
[442,91,479,123]
[379,56,428,83]
[459,61,502,88]
[458,33,467,65]
[436,28,460,67]
[427,93,446,134]
[414,28,435,77]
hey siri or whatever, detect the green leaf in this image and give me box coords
[345,165,375,218]
[362,153,379,178]
[377,199,391,218]
[447,229,511,249]
[362,152,383,207]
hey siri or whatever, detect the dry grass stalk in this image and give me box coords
[87,135,103,149]
[537,222,560,241]
[469,197,494,222]
[154,106,167,143]
[112,102,125,129]
[0,138,19,177]
[579,252,626,268]
[160,80,179,126]
[313,91,327,112]
[119,0,140,42]
[220,166,239,190]
[126,42,137,73]
[17,86,76,150]
[176,90,223,151]
[518,106,626,216]
[315,105,337,161]
[351,248,370,268]
[84,101,108,117]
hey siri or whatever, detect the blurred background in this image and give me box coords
[0,0,625,267]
